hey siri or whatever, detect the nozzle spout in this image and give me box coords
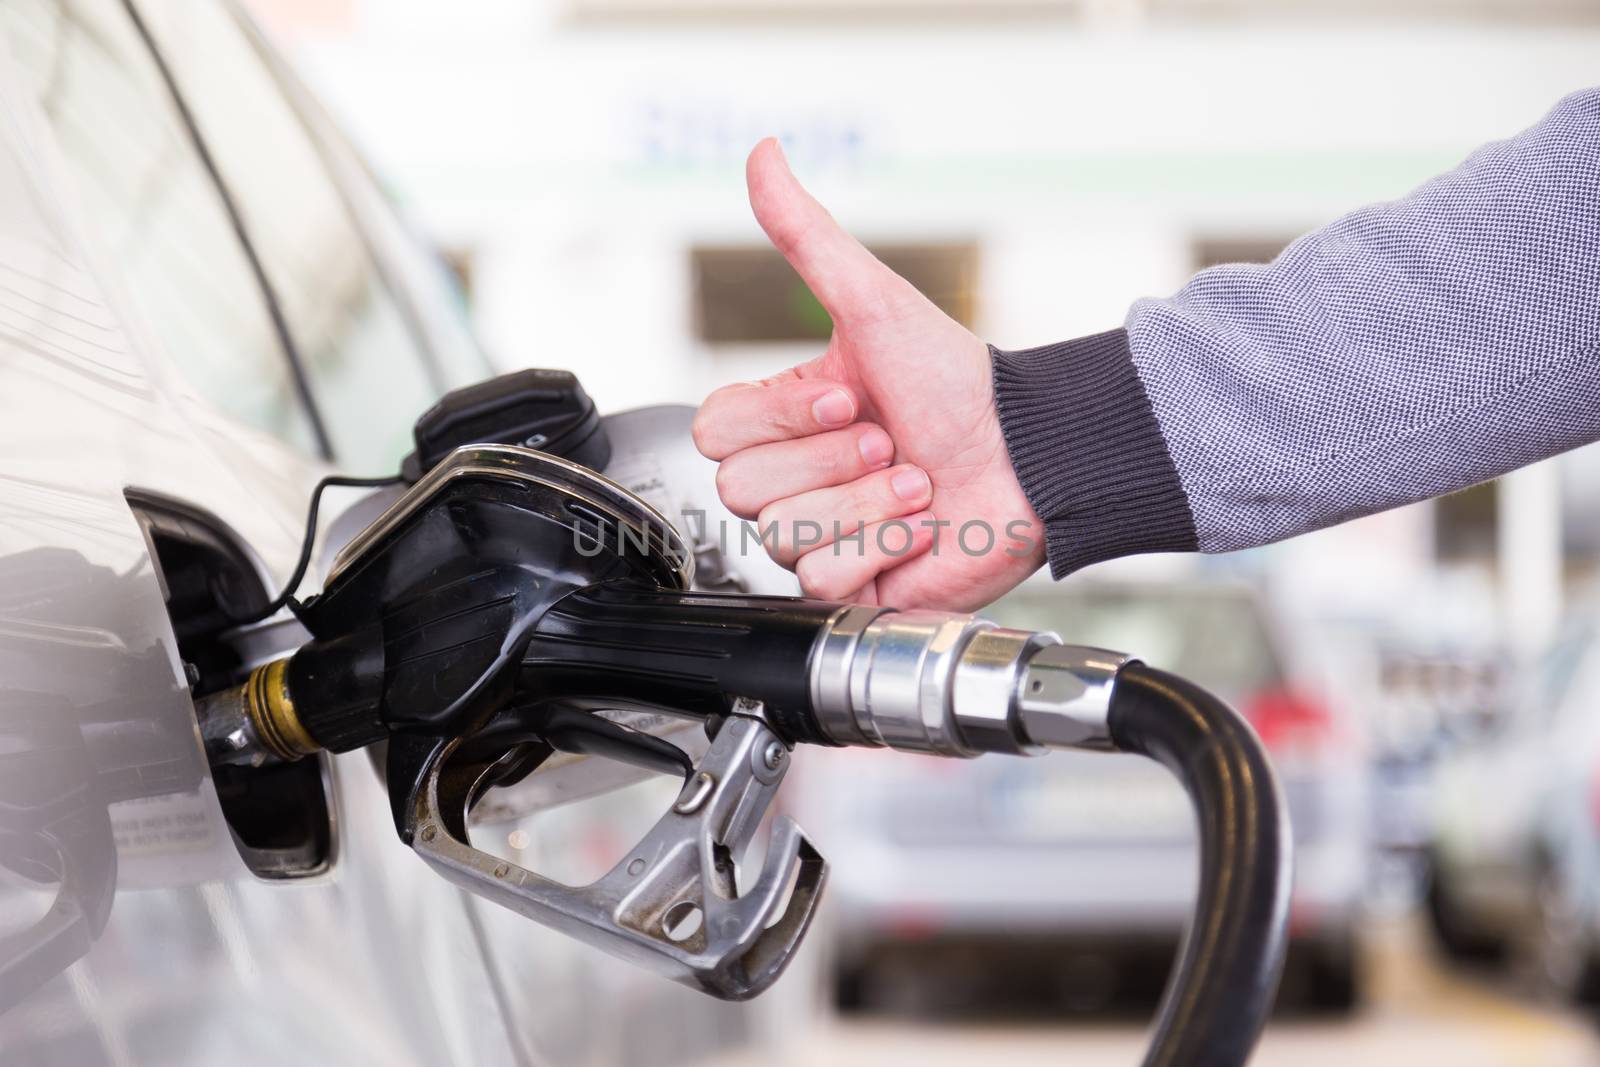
[193,658,320,768]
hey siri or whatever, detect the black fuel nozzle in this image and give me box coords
[197,441,694,766]
[199,366,627,765]
[190,442,832,1000]
[189,430,1289,1047]
[518,583,847,747]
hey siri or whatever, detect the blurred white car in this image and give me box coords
[0,3,777,1064]
[805,578,1371,1014]
[1428,613,1600,1004]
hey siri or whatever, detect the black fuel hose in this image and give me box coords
[1108,663,1292,1067]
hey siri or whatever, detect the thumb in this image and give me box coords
[746,138,903,326]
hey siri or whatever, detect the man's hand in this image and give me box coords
[692,139,1045,611]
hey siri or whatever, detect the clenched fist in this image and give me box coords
[692,139,1045,611]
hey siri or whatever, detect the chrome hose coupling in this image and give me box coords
[807,606,1135,758]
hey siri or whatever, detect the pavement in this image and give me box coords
[711,916,1600,1067]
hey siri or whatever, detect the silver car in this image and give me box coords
[1428,613,1600,1004]
[807,578,1370,1014]
[0,2,783,1063]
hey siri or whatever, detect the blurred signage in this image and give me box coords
[635,100,866,171]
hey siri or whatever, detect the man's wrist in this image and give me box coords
[989,329,1198,577]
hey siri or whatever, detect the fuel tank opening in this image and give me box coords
[126,491,335,879]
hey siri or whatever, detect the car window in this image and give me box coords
[1520,622,1595,732]
[135,2,478,472]
[271,45,493,398]
[988,587,1283,708]
[0,0,321,453]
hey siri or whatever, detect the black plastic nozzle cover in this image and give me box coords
[520,583,842,746]
[400,368,611,482]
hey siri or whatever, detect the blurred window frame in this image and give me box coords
[0,0,330,454]
[133,0,470,470]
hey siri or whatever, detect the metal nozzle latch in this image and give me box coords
[406,701,826,1000]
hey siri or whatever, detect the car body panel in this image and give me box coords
[0,4,790,1063]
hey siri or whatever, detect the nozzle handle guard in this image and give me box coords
[405,704,826,1000]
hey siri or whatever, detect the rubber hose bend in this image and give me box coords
[1108,663,1293,1067]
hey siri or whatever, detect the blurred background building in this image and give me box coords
[248,0,1600,660]
[239,1,1600,1061]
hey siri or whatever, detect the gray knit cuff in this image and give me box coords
[990,329,1198,577]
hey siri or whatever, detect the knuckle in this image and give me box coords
[855,473,900,517]
[799,564,853,603]
[693,384,753,457]
[835,429,871,476]
[713,464,755,519]
[794,554,833,598]
[690,413,718,458]
[799,430,857,486]
[713,462,740,506]
[760,404,801,439]
[755,503,793,560]
[815,442,845,481]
